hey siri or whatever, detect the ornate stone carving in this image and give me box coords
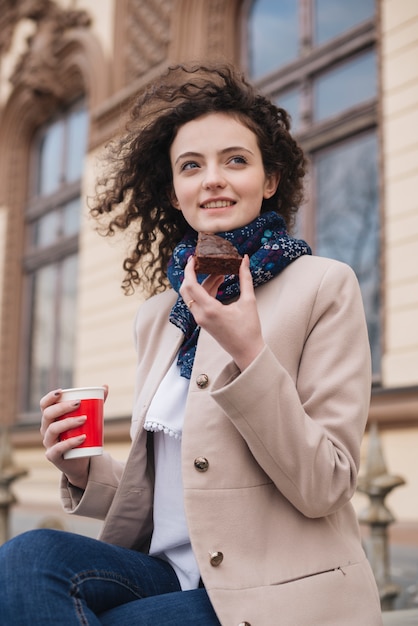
[8,0,91,101]
[0,0,20,56]
[123,0,172,82]
[207,0,230,58]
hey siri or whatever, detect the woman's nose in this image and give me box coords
[202,165,226,189]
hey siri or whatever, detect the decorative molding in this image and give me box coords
[124,0,172,81]
[0,0,20,55]
[169,0,242,65]
[206,0,242,62]
[206,0,227,58]
[113,0,172,91]
[89,60,170,150]
[9,0,91,103]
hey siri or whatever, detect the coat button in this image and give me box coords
[196,373,209,388]
[194,457,209,472]
[209,551,223,567]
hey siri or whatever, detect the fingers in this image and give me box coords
[180,253,255,329]
[202,274,224,298]
[40,385,109,437]
[42,415,86,450]
[39,388,92,486]
[40,388,89,461]
[238,254,254,298]
[180,256,200,305]
[40,390,79,436]
[44,432,87,465]
[39,388,62,412]
[181,254,230,302]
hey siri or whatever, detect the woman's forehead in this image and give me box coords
[170,112,259,153]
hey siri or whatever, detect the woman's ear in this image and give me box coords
[263,172,280,199]
[168,188,180,210]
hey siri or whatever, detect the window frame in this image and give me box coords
[19,100,87,422]
[243,0,381,382]
[244,4,377,137]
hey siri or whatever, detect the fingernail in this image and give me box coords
[73,400,80,408]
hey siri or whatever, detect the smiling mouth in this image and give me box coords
[201,200,235,208]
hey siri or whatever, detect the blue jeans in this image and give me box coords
[0,529,221,625]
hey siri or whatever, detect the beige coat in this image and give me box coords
[62,255,382,625]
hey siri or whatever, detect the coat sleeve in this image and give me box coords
[60,452,125,519]
[210,261,371,519]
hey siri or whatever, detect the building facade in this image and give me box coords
[0,0,417,595]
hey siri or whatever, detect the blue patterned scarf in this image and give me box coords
[167,211,311,378]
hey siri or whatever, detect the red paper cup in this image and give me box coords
[59,387,105,459]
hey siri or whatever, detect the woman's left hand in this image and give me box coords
[180,254,265,371]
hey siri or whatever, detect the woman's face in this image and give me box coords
[169,112,279,233]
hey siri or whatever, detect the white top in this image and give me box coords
[144,358,200,591]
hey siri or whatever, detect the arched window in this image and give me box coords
[0,3,108,426]
[21,101,88,414]
[246,0,380,377]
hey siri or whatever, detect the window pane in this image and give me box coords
[314,50,377,121]
[314,0,375,45]
[38,120,64,196]
[314,133,380,373]
[27,256,78,410]
[248,0,298,78]
[34,210,61,247]
[274,89,300,133]
[66,107,88,183]
[63,197,81,237]
[33,199,80,247]
[58,255,78,389]
[28,265,57,410]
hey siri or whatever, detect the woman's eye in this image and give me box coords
[181,161,199,171]
[230,155,247,165]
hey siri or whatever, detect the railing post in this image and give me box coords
[357,421,405,611]
[0,425,27,545]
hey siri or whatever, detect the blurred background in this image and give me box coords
[0,0,417,613]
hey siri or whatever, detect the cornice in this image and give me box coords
[370,386,418,428]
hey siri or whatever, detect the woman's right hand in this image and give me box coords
[40,389,92,490]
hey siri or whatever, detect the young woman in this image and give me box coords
[0,64,382,625]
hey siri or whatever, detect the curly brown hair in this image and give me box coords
[91,63,306,295]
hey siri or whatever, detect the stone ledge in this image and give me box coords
[382,609,418,624]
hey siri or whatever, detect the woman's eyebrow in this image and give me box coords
[174,151,202,165]
[174,146,254,165]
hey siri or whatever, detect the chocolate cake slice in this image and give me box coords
[194,232,242,275]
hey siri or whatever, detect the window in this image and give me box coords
[248,0,298,78]
[314,133,380,373]
[314,0,375,45]
[22,101,88,416]
[313,50,377,121]
[246,0,380,377]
